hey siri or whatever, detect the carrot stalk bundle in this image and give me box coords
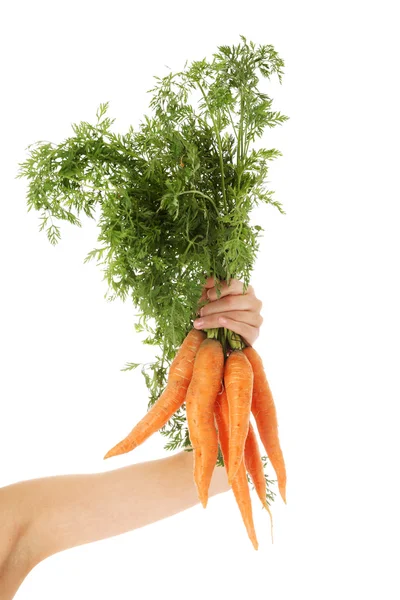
[244,421,274,543]
[215,388,259,550]
[19,37,289,550]
[224,350,254,485]
[104,329,206,459]
[243,346,287,504]
[185,338,225,508]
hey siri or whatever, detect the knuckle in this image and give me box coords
[224,295,234,308]
[246,284,255,295]
[206,313,217,325]
[200,304,209,317]
[227,311,241,322]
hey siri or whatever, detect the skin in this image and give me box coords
[0,278,263,599]
[194,276,263,347]
[0,452,230,600]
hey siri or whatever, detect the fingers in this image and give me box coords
[195,276,262,346]
[206,278,254,301]
[197,275,217,306]
[198,276,254,298]
[193,313,259,347]
[199,293,262,319]
[197,288,208,306]
[219,317,259,347]
[195,309,263,329]
[203,275,217,289]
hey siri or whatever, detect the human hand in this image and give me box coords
[193,276,263,347]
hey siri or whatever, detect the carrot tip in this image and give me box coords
[199,491,208,508]
[104,445,123,459]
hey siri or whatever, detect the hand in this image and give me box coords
[193,276,263,347]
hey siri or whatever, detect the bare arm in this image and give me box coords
[0,277,262,599]
[0,450,229,599]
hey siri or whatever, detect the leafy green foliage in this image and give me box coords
[17,35,288,492]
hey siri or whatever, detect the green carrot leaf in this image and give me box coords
[17,36,288,457]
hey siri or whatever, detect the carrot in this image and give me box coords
[224,350,254,485]
[185,338,224,508]
[245,420,274,543]
[214,387,259,550]
[104,328,206,459]
[243,346,287,504]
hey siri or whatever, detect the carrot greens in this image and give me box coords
[17,35,289,456]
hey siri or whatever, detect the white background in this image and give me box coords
[1,1,399,598]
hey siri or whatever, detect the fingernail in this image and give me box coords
[194,319,204,328]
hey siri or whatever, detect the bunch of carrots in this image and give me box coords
[104,326,286,550]
[16,35,288,550]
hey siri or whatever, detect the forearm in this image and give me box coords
[15,450,229,565]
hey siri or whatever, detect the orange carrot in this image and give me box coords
[104,328,206,459]
[245,420,274,543]
[224,350,254,485]
[215,387,259,550]
[185,338,224,508]
[243,346,287,504]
